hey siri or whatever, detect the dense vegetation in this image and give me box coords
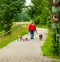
[17,8,31,22]
[0,26,28,48]
[27,0,60,58]
[0,0,60,58]
[28,0,51,24]
[0,0,25,32]
[42,29,60,58]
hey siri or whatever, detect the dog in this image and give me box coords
[39,35,43,40]
[17,36,30,41]
[19,36,23,40]
[23,38,30,41]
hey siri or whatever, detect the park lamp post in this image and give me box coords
[51,0,60,55]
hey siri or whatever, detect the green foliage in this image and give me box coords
[16,10,31,22]
[36,24,48,28]
[42,29,60,58]
[42,30,54,56]
[0,0,25,32]
[0,26,28,48]
[28,0,52,24]
[52,23,60,56]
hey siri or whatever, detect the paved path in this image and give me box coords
[0,28,60,62]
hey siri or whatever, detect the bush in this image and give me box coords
[42,30,54,56]
[0,26,28,48]
[41,30,60,58]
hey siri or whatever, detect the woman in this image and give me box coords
[28,22,37,39]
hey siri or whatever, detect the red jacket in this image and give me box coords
[28,23,36,31]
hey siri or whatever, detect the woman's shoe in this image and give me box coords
[31,37,34,39]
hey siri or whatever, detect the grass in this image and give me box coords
[41,29,60,58]
[0,26,28,48]
[0,30,5,35]
[37,24,48,28]
[37,24,60,58]
[42,30,53,56]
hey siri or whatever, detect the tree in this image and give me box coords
[28,0,51,24]
[0,0,25,32]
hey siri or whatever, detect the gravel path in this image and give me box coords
[0,28,60,62]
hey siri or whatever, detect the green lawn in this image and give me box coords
[37,24,48,28]
[0,30,5,35]
[37,24,60,58]
[41,30,60,58]
[0,26,28,48]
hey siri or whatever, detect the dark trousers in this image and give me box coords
[30,30,34,39]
